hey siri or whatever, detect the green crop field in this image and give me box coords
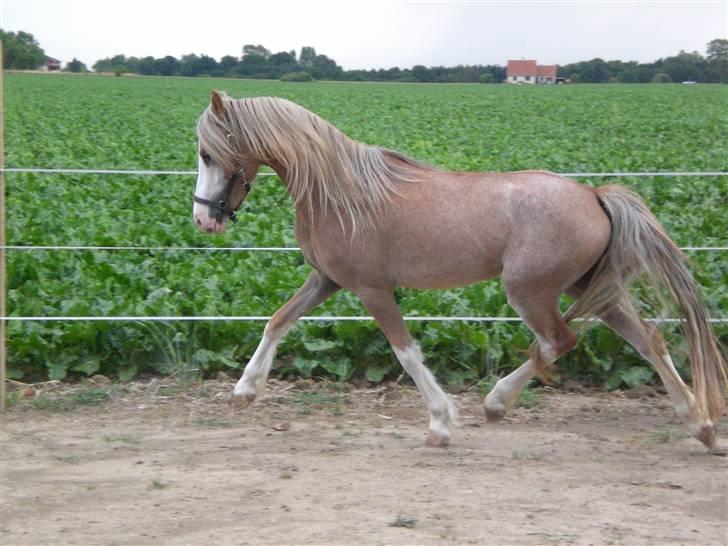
[4,73,727,388]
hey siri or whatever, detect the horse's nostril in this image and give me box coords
[196,218,202,226]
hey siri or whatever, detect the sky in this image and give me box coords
[1,0,726,70]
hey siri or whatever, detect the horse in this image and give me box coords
[192,91,726,453]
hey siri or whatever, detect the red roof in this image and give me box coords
[507,60,537,77]
[536,65,557,78]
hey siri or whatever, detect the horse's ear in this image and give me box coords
[211,90,225,118]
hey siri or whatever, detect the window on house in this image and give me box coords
[525,76,530,81]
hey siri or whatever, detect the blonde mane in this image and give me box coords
[196,94,427,232]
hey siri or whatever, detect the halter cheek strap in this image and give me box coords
[193,171,251,224]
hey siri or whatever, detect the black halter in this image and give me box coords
[193,168,251,224]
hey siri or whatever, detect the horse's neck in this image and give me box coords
[264,158,341,237]
[266,159,288,182]
[266,159,295,198]
[265,158,312,212]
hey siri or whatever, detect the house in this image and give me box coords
[45,57,62,71]
[506,60,557,84]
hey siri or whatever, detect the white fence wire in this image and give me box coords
[3,316,727,323]
[1,167,726,323]
[2,167,728,177]
[2,245,726,252]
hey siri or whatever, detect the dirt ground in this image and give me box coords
[1,377,726,546]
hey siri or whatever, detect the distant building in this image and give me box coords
[45,57,62,71]
[506,60,557,84]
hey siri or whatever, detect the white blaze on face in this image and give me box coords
[193,150,226,233]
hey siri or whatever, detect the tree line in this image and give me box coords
[2,28,726,84]
[559,42,727,83]
[89,44,508,83]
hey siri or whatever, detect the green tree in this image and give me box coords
[267,51,298,77]
[179,53,217,77]
[300,46,316,68]
[0,29,46,69]
[659,50,705,82]
[583,58,610,82]
[310,54,343,80]
[242,44,271,59]
[138,56,157,75]
[269,51,297,65]
[93,54,127,73]
[219,55,239,75]
[412,65,430,82]
[125,56,140,74]
[155,56,180,76]
[65,58,87,73]
[706,38,728,82]
[651,72,672,83]
[92,57,112,72]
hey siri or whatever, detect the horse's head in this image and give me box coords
[193,91,260,233]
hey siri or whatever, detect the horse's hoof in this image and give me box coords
[708,438,727,456]
[232,392,256,409]
[484,405,506,423]
[694,422,717,451]
[425,431,450,448]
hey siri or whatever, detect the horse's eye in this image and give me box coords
[200,151,212,166]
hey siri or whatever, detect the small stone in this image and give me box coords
[624,384,657,399]
[389,516,417,528]
[90,374,111,385]
[272,421,291,432]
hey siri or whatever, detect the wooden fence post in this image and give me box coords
[1,39,6,412]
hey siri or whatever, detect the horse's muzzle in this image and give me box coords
[194,212,227,234]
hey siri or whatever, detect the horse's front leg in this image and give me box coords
[233,271,340,406]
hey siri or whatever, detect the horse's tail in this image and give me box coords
[564,184,726,422]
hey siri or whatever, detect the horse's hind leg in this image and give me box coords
[356,287,458,447]
[484,359,537,422]
[485,287,577,421]
[233,271,340,405]
[597,301,721,452]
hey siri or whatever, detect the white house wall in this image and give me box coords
[506,75,554,84]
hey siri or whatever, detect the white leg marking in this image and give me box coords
[485,338,557,419]
[657,353,716,450]
[485,359,536,417]
[536,337,557,362]
[393,343,458,441]
[657,352,695,419]
[233,326,286,399]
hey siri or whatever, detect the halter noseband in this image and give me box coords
[193,167,251,224]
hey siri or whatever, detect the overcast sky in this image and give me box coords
[1,0,725,69]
